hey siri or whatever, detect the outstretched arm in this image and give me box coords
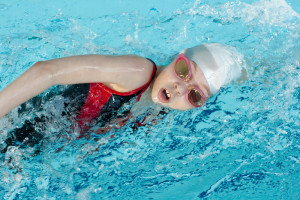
[0,55,153,118]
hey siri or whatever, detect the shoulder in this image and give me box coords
[126,55,155,87]
[115,55,154,71]
[123,54,154,73]
[107,55,156,92]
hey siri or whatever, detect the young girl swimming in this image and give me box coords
[0,43,245,151]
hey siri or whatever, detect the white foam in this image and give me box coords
[241,0,300,26]
[188,0,300,28]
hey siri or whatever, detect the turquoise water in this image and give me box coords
[0,0,299,199]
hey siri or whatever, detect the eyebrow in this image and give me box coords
[190,61,198,80]
[190,61,204,89]
[191,61,197,73]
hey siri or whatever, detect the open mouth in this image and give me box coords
[158,88,171,103]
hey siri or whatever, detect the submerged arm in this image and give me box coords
[0,55,153,118]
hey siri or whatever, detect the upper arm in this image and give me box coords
[43,54,154,92]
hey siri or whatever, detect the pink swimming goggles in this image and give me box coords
[174,53,207,107]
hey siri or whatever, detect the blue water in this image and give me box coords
[0,0,299,199]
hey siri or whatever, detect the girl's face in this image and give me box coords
[151,55,210,110]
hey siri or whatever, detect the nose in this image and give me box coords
[173,81,187,96]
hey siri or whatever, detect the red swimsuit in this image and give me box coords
[76,59,157,132]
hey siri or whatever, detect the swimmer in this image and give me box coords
[0,43,245,151]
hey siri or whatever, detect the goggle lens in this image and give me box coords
[188,88,204,107]
[175,59,189,80]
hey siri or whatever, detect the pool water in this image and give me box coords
[0,0,299,199]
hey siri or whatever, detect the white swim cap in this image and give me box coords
[182,43,245,95]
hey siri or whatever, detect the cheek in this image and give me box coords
[152,69,173,90]
[160,64,176,79]
[151,80,159,102]
[170,95,194,110]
